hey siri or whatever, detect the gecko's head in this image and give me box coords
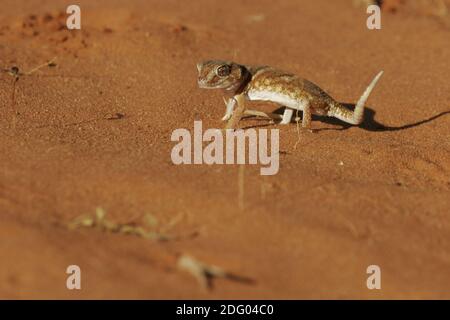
[197,60,247,91]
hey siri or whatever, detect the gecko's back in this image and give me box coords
[244,65,337,116]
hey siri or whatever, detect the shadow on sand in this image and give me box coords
[315,103,450,132]
[242,104,450,132]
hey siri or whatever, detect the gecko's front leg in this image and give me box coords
[224,94,246,130]
[221,97,236,121]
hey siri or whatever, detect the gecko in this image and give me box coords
[197,60,383,129]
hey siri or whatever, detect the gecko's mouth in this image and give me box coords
[197,80,211,88]
[197,79,226,89]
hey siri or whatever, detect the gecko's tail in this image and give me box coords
[328,71,384,125]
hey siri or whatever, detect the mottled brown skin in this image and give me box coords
[244,66,340,115]
[197,60,382,128]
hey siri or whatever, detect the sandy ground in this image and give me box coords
[0,0,449,299]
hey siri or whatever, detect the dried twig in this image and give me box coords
[177,254,254,289]
[1,57,57,115]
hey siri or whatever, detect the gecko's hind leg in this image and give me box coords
[244,109,270,119]
[280,108,294,125]
[243,109,281,122]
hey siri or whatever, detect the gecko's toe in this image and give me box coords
[221,114,232,121]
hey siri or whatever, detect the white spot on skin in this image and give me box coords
[247,89,308,111]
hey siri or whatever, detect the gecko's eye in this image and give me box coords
[216,65,231,77]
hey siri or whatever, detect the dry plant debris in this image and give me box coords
[68,209,253,290]
[67,207,193,241]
